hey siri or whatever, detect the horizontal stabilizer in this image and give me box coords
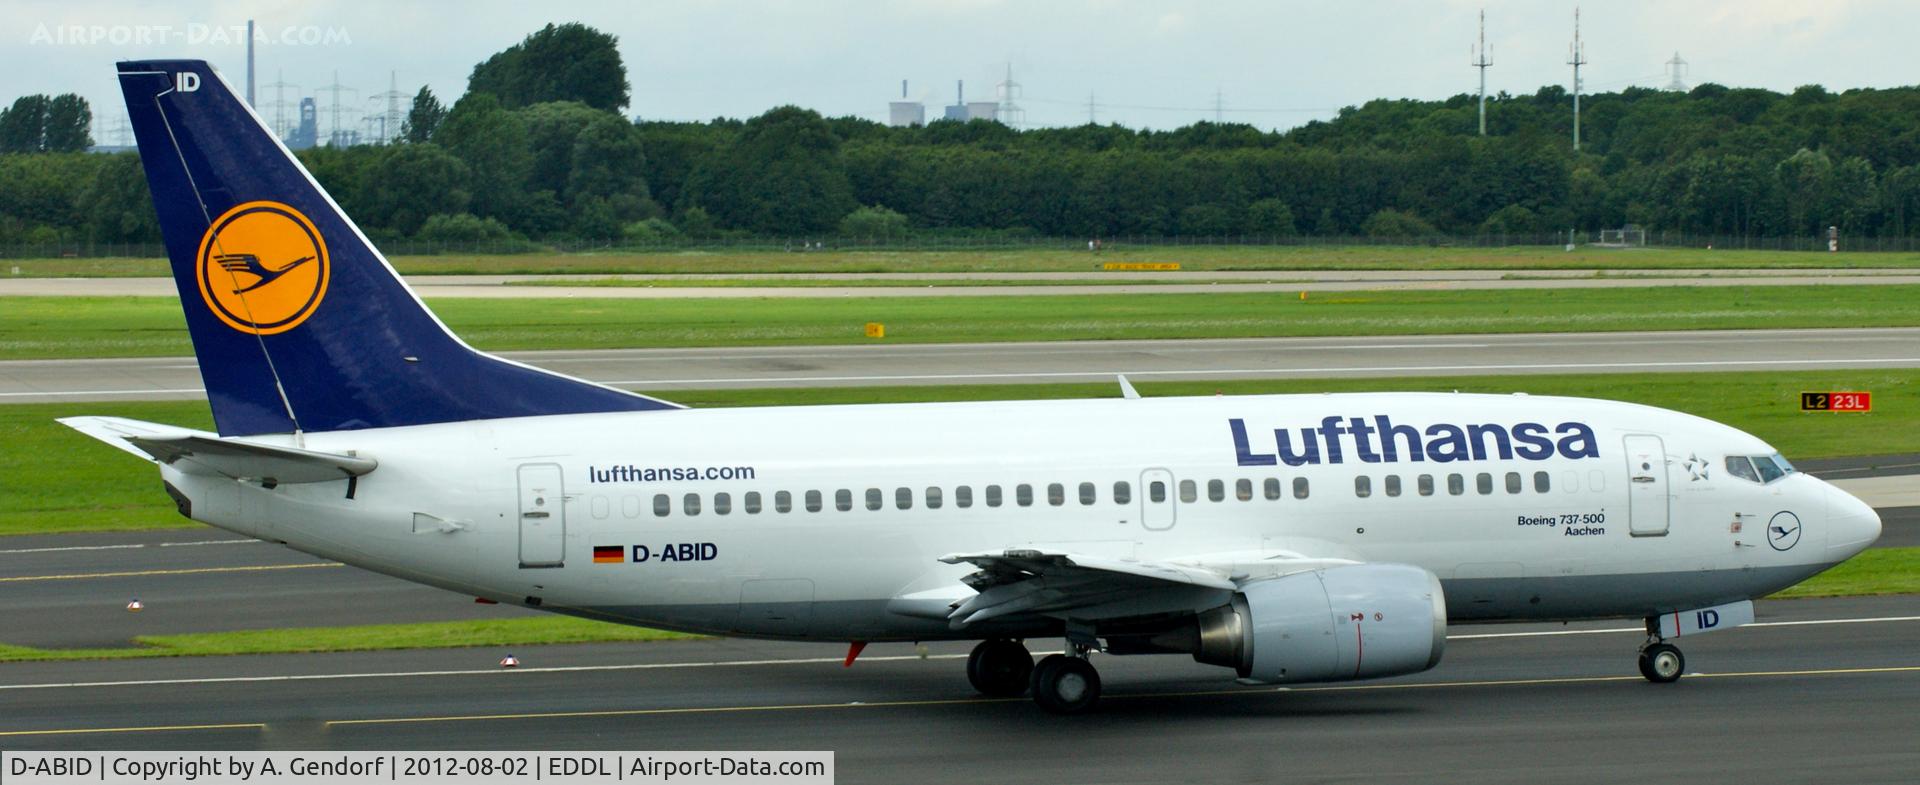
[59,416,374,484]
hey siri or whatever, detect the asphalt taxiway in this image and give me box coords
[0,596,1916,784]
[4,327,1917,401]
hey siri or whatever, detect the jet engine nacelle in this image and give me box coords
[1191,563,1446,683]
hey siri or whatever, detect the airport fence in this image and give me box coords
[5,231,1920,261]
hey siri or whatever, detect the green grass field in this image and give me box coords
[0,616,697,663]
[8,370,1912,536]
[5,284,1920,360]
[9,244,1920,278]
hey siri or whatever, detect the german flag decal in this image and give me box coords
[592,546,624,564]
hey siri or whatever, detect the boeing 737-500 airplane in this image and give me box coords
[68,60,1881,713]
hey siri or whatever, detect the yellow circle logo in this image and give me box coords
[195,201,329,335]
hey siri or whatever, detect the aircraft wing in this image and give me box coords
[933,547,1366,628]
[937,549,1239,627]
[59,416,375,484]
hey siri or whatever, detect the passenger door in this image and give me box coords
[1624,435,1670,537]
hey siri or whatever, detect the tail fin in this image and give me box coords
[117,60,679,437]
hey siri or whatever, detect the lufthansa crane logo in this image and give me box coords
[1767,511,1802,551]
[195,201,329,335]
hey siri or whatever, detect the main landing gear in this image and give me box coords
[1637,640,1686,683]
[966,639,1104,714]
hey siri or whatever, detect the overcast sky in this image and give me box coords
[6,0,1913,141]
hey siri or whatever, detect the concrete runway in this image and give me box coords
[7,267,1920,298]
[5,327,1919,402]
[1,596,1916,784]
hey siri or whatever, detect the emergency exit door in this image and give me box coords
[1624,435,1670,537]
[1140,468,1176,531]
[518,463,566,567]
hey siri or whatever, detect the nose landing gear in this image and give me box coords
[1638,640,1686,683]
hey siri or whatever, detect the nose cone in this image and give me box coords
[1825,482,1882,559]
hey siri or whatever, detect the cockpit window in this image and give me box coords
[1725,456,1760,483]
[1728,453,1795,484]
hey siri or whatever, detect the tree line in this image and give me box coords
[7,22,1920,248]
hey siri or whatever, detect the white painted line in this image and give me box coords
[2,614,1914,692]
[0,388,206,398]
[1448,615,1920,640]
[0,540,254,556]
[614,357,1920,386]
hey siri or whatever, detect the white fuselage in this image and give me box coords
[168,392,1881,641]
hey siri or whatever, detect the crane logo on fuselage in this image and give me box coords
[1229,416,1600,467]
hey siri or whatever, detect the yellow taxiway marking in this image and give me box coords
[0,722,265,737]
[324,664,1920,728]
[0,563,340,583]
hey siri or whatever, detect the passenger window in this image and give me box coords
[1150,481,1167,503]
[834,489,852,512]
[1384,475,1401,497]
[1047,483,1065,506]
[1292,477,1309,499]
[866,488,883,511]
[986,485,1003,507]
[1588,471,1606,492]
[1113,481,1131,504]
[683,493,702,515]
[653,493,671,517]
[1017,484,1034,507]
[714,492,732,515]
[1561,471,1580,493]
[926,487,943,509]
[1725,456,1760,483]
[1354,476,1372,498]
[1235,478,1253,501]
[1504,472,1522,494]
[1264,478,1282,500]
[622,495,641,518]
[744,491,762,514]
[590,496,609,519]
[776,491,793,513]
[1447,474,1465,496]
[955,486,973,508]
[807,490,825,513]
[1078,482,1096,505]
[1207,479,1225,502]
[1418,474,1434,496]
[1533,471,1550,493]
[1476,473,1493,495]
[1180,480,1198,503]
[895,487,912,510]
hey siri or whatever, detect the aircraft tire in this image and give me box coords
[966,639,1033,697]
[1639,643,1685,683]
[1030,654,1101,714]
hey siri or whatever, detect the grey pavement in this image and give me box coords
[5,328,1918,402]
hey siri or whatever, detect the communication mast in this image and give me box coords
[1472,9,1493,135]
[1567,7,1588,151]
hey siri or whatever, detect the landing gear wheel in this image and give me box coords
[1030,654,1102,714]
[966,639,1033,697]
[1638,643,1685,683]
